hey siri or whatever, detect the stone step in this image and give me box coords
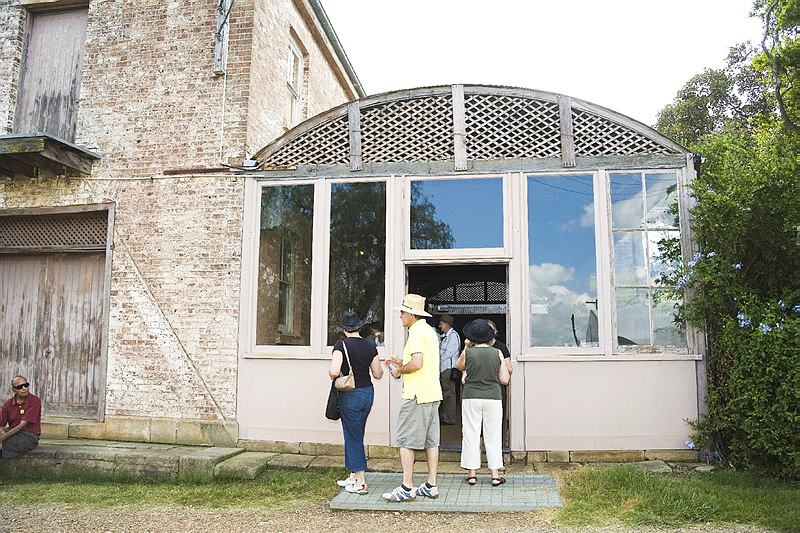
[214,451,278,480]
[0,439,243,482]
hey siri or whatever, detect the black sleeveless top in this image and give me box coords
[333,337,379,388]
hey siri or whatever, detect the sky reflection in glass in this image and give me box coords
[410,178,503,249]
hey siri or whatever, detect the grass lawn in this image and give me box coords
[1,465,797,531]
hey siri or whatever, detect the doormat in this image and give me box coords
[330,473,562,512]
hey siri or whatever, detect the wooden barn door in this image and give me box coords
[0,207,111,418]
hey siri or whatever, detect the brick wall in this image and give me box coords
[0,0,355,422]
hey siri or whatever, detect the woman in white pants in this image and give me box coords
[455,318,511,486]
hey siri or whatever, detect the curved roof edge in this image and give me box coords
[255,84,688,162]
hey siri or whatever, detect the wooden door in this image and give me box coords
[0,252,105,417]
[14,7,89,141]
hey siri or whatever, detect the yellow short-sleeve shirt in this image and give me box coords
[402,319,443,403]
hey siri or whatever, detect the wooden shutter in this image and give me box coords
[14,8,89,141]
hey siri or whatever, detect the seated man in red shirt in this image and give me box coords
[0,375,42,462]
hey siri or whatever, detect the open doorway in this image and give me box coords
[407,264,509,450]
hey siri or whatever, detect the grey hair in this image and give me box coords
[11,375,27,385]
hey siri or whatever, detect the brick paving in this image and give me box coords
[330,472,563,512]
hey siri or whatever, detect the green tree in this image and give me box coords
[656,0,800,479]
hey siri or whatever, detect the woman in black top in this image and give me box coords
[328,310,383,495]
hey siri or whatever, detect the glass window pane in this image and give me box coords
[648,230,681,285]
[610,173,644,228]
[528,175,599,347]
[256,184,314,345]
[614,231,647,285]
[652,290,687,346]
[615,288,650,345]
[410,178,503,249]
[327,182,386,345]
[645,172,679,228]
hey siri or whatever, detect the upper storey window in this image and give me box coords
[14,6,89,142]
[286,37,306,127]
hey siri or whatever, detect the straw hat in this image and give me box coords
[394,294,432,317]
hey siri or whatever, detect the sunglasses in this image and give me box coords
[12,383,30,390]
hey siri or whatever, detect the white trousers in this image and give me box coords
[460,398,503,470]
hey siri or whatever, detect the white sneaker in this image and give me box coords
[336,474,356,487]
[344,482,368,495]
[381,485,416,502]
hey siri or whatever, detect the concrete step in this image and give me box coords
[0,439,243,482]
[214,452,278,480]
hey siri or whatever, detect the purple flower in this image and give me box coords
[778,300,787,311]
[736,311,752,328]
[793,305,800,313]
[685,439,696,450]
[676,275,691,289]
[733,263,743,270]
[759,323,772,334]
[707,252,716,258]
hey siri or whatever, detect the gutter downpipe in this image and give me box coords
[308,0,366,98]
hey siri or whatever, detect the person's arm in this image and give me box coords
[370,355,384,380]
[505,357,513,375]
[454,349,466,371]
[498,349,511,385]
[391,352,423,378]
[329,350,343,379]
[0,420,28,442]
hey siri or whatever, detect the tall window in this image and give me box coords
[286,38,305,127]
[527,174,599,348]
[256,185,314,345]
[327,182,386,345]
[14,7,88,141]
[611,172,686,347]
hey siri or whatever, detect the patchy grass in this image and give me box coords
[0,468,343,511]
[556,465,800,532]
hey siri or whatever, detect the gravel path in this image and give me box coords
[0,503,770,533]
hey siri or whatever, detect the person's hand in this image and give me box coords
[464,339,473,348]
[390,366,401,379]
[384,357,402,368]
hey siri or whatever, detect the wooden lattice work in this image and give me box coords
[430,281,507,303]
[361,95,454,163]
[0,211,107,249]
[572,108,677,156]
[263,115,350,167]
[256,86,684,168]
[465,94,561,159]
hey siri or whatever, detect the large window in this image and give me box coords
[527,174,600,348]
[327,182,386,345]
[286,37,305,127]
[409,177,504,250]
[256,184,314,345]
[611,172,686,348]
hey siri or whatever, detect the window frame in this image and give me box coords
[241,177,390,359]
[403,174,511,261]
[286,37,305,127]
[608,169,689,354]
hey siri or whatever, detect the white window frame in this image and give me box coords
[286,38,304,127]
[403,174,511,260]
[519,170,612,357]
[241,176,391,359]
[608,169,690,355]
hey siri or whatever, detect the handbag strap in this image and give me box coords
[341,339,353,376]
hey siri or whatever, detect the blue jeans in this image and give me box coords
[339,385,374,472]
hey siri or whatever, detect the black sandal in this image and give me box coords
[466,476,477,485]
[491,476,506,486]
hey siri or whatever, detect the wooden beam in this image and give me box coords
[41,138,93,174]
[0,136,46,155]
[558,96,576,168]
[452,84,467,171]
[347,101,362,171]
[0,155,38,177]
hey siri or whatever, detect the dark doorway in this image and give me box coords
[407,264,509,450]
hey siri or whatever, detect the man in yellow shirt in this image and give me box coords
[382,294,443,502]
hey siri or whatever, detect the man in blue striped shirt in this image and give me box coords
[438,314,460,425]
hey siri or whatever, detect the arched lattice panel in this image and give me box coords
[262,114,349,167]
[572,108,677,156]
[465,94,561,159]
[361,95,454,163]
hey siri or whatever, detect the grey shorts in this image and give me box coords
[396,398,440,450]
